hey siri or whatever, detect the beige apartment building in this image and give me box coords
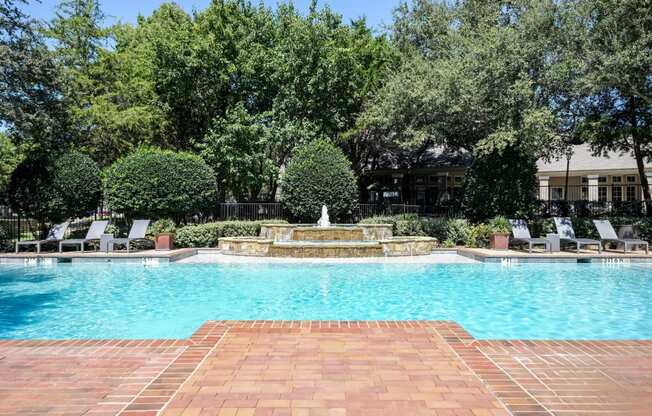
[537,144,652,203]
[363,145,652,212]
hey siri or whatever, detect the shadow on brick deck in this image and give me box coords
[2,321,652,416]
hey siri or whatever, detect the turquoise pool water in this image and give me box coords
[1,262,651,340]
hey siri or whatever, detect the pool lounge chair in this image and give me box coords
[553,217,602,253]
[593,220,649,254]
[58,220,109,253]
[106,219,150,252]
[509,219,552,253]
[15,222,70,254]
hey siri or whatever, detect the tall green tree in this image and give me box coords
[1,0,69,154]
[64,6,171,165]
[364,0,562,157]
[359,1,565,215]
[0,132,22,194]
[45,0,115,162]
[198,104,278,201]
[569,0,652,214]
[46,0,107,72]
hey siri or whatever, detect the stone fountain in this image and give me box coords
[317,205,330,228]
[218,206,437,258]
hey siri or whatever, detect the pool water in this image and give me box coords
[1,262,651,340]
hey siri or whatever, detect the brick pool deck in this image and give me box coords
[1,322,651,416]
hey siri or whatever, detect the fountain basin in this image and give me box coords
[218,224,436,258]
[217,237,274,256]
[293,226,365,241]
[260,224,393,242]
[269,240,384,258]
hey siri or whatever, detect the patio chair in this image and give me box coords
[58,220,109,253]
[593,220,649,254]
[15,222,71,254]
[553,217,602,253]
[106,220,150,252]
[508,219,551,253]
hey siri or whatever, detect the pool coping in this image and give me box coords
[1,246,652,264]
[0,248,197,264]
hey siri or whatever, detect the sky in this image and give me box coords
[24,0,399,31]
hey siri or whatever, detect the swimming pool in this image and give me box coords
[1,262,651,340]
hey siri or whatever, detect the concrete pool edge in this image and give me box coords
[2,320,652,416]
[1,246,652,264]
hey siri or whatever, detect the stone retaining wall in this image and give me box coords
[217,238,273,256]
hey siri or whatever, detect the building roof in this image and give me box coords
[537,144,651,174]
[374,146,472,171]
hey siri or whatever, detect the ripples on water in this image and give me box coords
[0,262,650,339]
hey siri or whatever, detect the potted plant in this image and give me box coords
[151,219,177,251]
[488,216,511,250]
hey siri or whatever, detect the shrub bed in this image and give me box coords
[361,215,652,249]
[360,215,472,246]
[175,220,287,248]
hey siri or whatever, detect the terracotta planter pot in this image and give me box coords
[490,233,510,250]
[155,233,175,251]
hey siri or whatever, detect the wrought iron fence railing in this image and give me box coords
[538,184,649,217]
[4,194,648,243]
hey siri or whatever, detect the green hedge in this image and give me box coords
[360,215,471,246]
[175,220,287,248]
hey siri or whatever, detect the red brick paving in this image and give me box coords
[160,321,507,416]
[0,339,187,416]
[2,322,652,416]
[470,340,652,416]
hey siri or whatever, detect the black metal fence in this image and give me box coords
[538,184,648,217]
[1,202,467,243]
[2,192,647,243]
[0,205,126,242]
[217,203,287,221]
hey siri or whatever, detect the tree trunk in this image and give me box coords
[564,156,570,201]
[632,135,652,216]
[629,98,652,216]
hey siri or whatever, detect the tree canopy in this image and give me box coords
[2,0,651,214]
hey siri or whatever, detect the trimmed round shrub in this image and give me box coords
[7,156,61,223]
[7,152,101,223]
[104,148,216,220]
[280,140,359,222]
[52,151,102,219]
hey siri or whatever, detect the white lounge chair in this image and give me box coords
[15,222,70,254]
[593,220,649,254]
[106,220,150,252]
[509,219,551,253]
[58,220,109,253]
[553,217,602,253]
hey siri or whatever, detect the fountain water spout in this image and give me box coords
[317,205,331,228]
